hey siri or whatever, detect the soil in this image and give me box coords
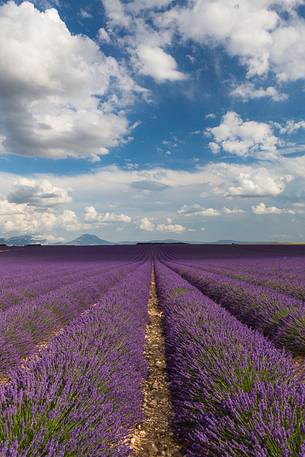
[294,355,305,378]
[129,263,183,457]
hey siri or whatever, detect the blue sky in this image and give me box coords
[0,0,305,242]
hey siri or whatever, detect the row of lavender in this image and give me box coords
[0,261,141,376]
[172,257,305,301]
[0,261,104,290]
[0,261,151,456]
[155,261,305,456]
[0,261,134,311]
[0,244,304,455]
[0,244,144,291]
[165,259,305,355]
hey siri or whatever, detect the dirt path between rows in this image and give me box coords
[294,355,305,379]
[129,262,182,457]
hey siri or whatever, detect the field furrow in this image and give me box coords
[129,262,182,457]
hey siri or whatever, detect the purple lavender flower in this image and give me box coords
[155,261,305,456]
[0,260,150,456]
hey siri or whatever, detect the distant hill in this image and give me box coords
[7,235,44,246]
[212,240,283,245]
[66,234,112,246]
[214,240,240,244]
[144,239,189,244]
[0,234,291,247]
[118,241,137,245]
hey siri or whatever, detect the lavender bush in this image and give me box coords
[0,261,131,311]
[166,260,305,355]
[155,261,305,456]
[0,262,139,375]
[0,261,150,456]
[174,257,305,301]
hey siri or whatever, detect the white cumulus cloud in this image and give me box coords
[102,0,131,28]
[0,199,57,234]
[84,206,132,224]
[0,1,142,161]
[138,216,188,233]
[279,119,305,134]
[178,204,221,217]
[252,202,304,215]
[225,168,291,198]
[206,112,279,159]
[223,207,245,215]
[137,45,187,82]
[178,204,245,216]
[157,0,305,82]
[252,203,285,215]
[139,217,155,231]
[156,222,187,233]
[59,210,82,231]
[230,83,288,102]
[7,178,71,208]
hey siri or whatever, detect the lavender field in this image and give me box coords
[0,244,304,456]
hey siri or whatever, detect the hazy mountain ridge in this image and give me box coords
[0,235,44,246]
[66,234,112,246]
[0,233,290,246]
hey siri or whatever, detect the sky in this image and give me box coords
[1,0,305,242]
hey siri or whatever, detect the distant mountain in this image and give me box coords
[66,234,112,246]
[213,239,240,244]
[118,241,137,245]
[138,239,189,244]
[213,240,276,244]
[0,234,288,247]
[7,235,44,246]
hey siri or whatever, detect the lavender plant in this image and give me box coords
[166,260,305,355]
[0,262,131,311]
[174,257,305,301]
[0,261,151,456]
[0,263,140,375]
[155,261,305,457]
